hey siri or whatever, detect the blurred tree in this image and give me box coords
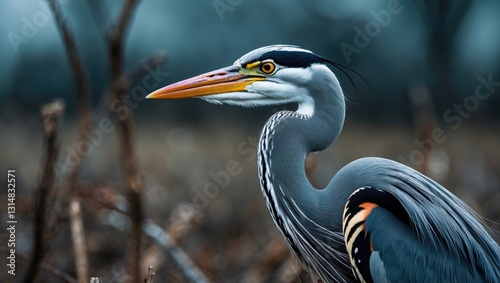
[413,0,472,112]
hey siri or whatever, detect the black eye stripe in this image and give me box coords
[252,51,324,68]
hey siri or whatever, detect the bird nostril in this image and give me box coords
[206,72,227,78]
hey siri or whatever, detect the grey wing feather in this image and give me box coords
[366,206,477,282]
[334,157,500,282]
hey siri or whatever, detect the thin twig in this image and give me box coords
[144,266,155,283]
[101,50,167,119]
[46,0,94,187]
[408,82,438,174]
[47,0,92,127]
[44,0,94,252]
[108,0,141,79]
[40,260,80,283]
[113,0,141,43]
[142,203,203,274]
[69,198,89,283]
[23,100,65,283]
[143,220,209,283]
[106,1,145,282]
[97,201,209,283]
[75,183,123,212]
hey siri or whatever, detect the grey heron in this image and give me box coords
[147,45,500,283]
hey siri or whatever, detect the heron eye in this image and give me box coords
[260,62,276,74]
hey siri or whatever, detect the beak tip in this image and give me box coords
[145,92,158,99]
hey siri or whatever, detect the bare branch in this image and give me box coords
[46,0,94,196]
[94,199,209,283]
[143,220,209,283]
[47,0,92,129]
[99,50,167,122]
[69,199,89,283]
[166,203,203,244]
[40,261,80,283]
[40,3,96,279]
[111,0,141,44]
[23,100,65,283]
[144,266,155,283]
[106,50,167,107]
[142,203,203,276]
[108,0,142,78]
[106,1,146,282]
[408,82,438,174]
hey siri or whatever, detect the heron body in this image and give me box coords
[147,45,500,283]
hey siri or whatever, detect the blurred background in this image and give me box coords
[1,0,499,282]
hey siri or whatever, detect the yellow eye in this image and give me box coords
[260,62,276,74]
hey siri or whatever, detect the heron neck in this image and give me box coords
[258,90,345,223]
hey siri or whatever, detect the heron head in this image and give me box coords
[147,45,347,116]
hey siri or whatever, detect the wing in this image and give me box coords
[366,206,476,282]
[338,157,500,283]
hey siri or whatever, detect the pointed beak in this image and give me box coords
[146,66,264,99]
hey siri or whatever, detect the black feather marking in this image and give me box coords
[253,50,324,68]
[346,221,364,243]
[344,204,362,233]
[259,140,300,256]
[245,49,369,100]
[352,230,374,283]
[320,57,369,88]
[344,187,412,283]
[319,56,370,104]
[348,187,410,226]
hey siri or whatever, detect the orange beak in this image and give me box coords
[146,66,264,99]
